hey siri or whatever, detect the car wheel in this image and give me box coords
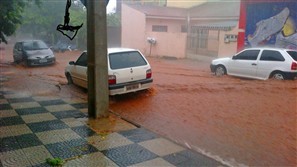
[215,65,226,77]
[271,71,285,80]
[66,73,73,84]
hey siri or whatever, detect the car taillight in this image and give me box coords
[146,69,152,79]
[108,75,116,85]
[291,62,297,70]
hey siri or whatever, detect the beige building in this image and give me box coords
[167,0,206,8]
[121,1,240,60]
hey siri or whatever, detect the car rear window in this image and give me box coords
[287,51,297,61]
[109,51,147,69]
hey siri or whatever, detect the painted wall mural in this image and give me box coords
[245,2,297,49]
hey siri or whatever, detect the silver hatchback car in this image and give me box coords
[13,40,56,66]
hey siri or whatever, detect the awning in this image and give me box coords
[193,21,238,31]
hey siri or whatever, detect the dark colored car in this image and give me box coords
[50,42,69,53]
[50,41,77,53]
[13,40,56,66]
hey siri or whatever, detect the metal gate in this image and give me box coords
[187,26,219,57]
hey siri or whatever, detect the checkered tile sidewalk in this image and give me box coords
[0,90,224,167]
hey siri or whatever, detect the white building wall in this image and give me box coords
[121,4,146,52]
[145,32,187,58]
[218,25,240,57]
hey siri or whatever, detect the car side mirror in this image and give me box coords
[69,61,75,65]
[232,56,237,60]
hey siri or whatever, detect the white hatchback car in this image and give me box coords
[210,48,297,80]
[65,48,153,95]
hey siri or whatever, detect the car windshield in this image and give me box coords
[23,41,48,50]
[287,51,297,61]
[109,51,147,69]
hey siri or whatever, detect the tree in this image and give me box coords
[0,0,40,44]
[69,5,121,49]
[19,0,66,45]
[69,7,87,49]
[107,12,120,27]
[3,0,120,47]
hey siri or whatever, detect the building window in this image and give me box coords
[188,28,209,49]
[197,29,208,48]
[152,25,168,32]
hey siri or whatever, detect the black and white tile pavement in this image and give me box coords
[0,90,225,167]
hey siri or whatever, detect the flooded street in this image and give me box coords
[1,47,296,166]
[110,58,297,166]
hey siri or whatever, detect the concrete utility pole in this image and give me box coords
[86,0,109,118]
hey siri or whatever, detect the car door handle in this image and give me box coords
[252,63,257,66]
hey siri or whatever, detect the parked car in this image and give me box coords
[65,48,153,95]
[50,41,77,53]
[13,40,56,66]
[210,48,297,80]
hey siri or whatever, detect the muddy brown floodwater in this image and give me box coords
[110,58,297,166]
[1,44,296,166]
